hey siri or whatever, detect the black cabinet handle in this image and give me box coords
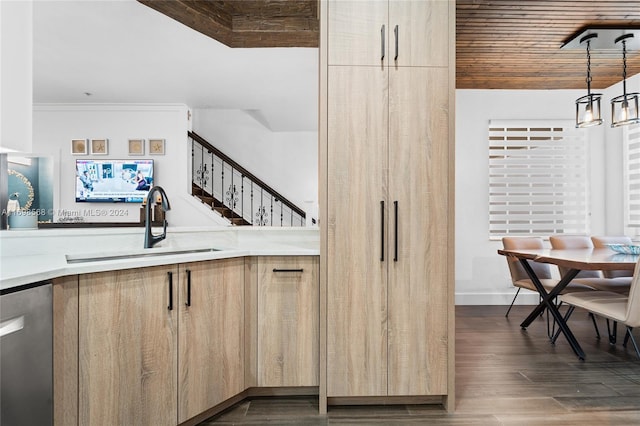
[394,25,399,60]
[381,24,385,61]
[394,201,398,262]
[167,271,173,311]
[273,268,304,273]
[381,200,385,261]
[185,269,191,307]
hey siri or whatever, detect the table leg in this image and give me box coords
[517,260,586,360]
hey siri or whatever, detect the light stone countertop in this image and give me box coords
[0,226,319,291]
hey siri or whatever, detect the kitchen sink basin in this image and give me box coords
[66,247,219,264]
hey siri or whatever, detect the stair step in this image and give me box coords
[191,184,250,225]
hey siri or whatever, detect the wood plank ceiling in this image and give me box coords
[457,0,640,89]
[138,0,640,90]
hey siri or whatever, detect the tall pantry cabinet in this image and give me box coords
[319,0,455,412]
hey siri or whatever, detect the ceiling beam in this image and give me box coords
[138,0,318,48]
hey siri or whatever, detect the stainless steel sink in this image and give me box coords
[66,248,219,264]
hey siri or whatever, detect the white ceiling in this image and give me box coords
[32,0,318,132]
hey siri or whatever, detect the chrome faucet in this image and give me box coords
[144,186,171,249]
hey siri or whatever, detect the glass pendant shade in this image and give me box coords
[611,93,640,127]
[611,34,640,127]
[576,93,603,128]
[575,34,602,128]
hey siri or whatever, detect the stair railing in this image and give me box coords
[189,131,306,227]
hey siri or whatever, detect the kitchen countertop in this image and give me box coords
[0,226,319,291]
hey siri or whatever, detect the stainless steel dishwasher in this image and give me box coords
[0,282,53,426]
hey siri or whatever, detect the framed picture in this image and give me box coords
[91,139,108,155]
[149,138,165,155]
[71,139,88,155]
[128,139,145,155]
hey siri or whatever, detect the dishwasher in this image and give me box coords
[0,282,53,426]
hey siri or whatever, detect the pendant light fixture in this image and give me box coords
[575,33,603,128]
[611,34,640,127]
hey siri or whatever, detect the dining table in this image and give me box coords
[497,247,639,360]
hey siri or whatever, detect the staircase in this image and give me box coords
[189,131,306,227]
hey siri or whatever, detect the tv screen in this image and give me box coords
[76,159,154,203]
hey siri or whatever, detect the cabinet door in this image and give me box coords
[389,0,449,67]
[78,266,178,426]
[327,0,388,66]
[178,258,244,423]
[388,66,449,395]
[257,256,319,387]
[327,65,388,397]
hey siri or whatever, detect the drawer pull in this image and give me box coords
[186,269,192,307]
[394,25,399,60]
[394,200,398,262]
[381,200,385,261]
[272,268,304,273]
[381,24,385,61]
[167,271,174,311]
[0,316,24,338]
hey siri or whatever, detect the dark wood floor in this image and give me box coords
[200,305,640,425]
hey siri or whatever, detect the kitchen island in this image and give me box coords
[0,226,319,426]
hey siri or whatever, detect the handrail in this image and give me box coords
[189,131,306,223]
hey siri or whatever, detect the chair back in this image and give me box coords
[591,236,634,278]
[549,235,602,279]
[624,259,640,328]
[502,237,552,282]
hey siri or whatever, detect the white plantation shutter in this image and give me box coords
[624,124,640,235]
[488,120,590,239]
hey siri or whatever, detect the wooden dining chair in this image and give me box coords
[560,260,640,359]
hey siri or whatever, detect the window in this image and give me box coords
[488,120,590,239]
[624,124,640,235]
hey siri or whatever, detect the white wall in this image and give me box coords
[601,74,640,235]
[1,0,33,152]
[455,89,609,305]
[192,108,318,223]
[32,104,229,227]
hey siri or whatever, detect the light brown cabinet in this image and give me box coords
[78,265,179,426]
[54,254,319,425]
[256,256,319,387]
[327,0,449,67]
[178,259,244,423]
[72,258,245,426]
[321,0,455,408]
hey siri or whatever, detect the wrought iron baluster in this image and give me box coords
[191,139,195,193]
[241,175,244,224]
[211,153,217,197]
[201,144,205,190]
[208,150,213,193]
[221,159,225,208]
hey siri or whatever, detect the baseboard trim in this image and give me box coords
[327,395,445,406]
[455,291,541,306]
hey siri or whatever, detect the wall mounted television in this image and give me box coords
[76,159,154,203]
